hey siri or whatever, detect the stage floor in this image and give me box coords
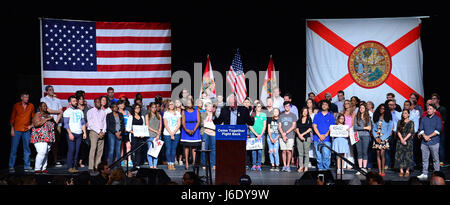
[2,163,449,185]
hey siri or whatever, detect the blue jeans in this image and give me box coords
[314,141,331,170]
[250,132,262,166]
[9,130,31,169]
[385,136,392,167]
[267,133,280,166]
[163,134,180,163]
[201,133,216,167]
[67,133,82,169]
[108,132,122,166]
[147,137,159,167]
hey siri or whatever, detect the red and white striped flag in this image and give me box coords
[226,49,246,104]
[41,18,171,106]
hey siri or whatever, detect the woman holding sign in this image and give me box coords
[249,102,267,171]
[146,102,162,169]
[353,103,372,175]
[130,104,148,169]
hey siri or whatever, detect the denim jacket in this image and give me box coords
[372,119,393,141]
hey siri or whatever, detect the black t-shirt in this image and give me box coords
[132,115,144,125]
[297,116,313,137]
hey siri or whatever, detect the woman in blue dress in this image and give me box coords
[181,98,201,170]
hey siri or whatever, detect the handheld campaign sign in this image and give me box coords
[215,125,248,141]
[246,138,263,150]
[330,125,349,138]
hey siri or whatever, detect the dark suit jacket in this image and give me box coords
[214,106,254,126]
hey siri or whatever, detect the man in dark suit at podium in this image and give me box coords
[214,94,254,126]
[213,94,254,185]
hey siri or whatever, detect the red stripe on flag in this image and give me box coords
[307,20,355,56]
[387,24,421,57]
[56,91,171,100]
[315,74,354,103]
[97,50,171,58]
[384,74,424,110]
[44,77,171,86]
[96,36,171,44]
[97,64,171,72]
[227,70,236,93]
[96,22,171,30]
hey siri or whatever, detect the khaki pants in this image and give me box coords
[89,131,104,170]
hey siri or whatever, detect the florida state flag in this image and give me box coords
[306,17,424,109]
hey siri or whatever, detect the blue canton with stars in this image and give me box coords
[231,49,244,75]
[42,19,97,71]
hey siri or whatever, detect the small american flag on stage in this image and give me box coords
[41,18,171,106]
[226,49,247,105]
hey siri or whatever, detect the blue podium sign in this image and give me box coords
[216,125,248,141]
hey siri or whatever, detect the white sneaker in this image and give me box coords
[417,173,428,180]
[336,169,341,175]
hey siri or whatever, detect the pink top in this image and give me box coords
[344,114,353,127]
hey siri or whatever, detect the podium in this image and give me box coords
[215,125,248,185]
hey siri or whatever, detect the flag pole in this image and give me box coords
[39,17,44,98]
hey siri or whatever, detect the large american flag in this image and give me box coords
[41,18,171,106]
[226,49,247,105]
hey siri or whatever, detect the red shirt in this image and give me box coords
[10,102,35,132]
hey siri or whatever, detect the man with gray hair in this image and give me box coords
[214,94,254,126]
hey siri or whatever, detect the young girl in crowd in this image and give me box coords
[163,100,182,171]
[332,114,350,175]
[174,99,184,166]
[129,104,148,169]
[118,100,132,167]
[372,104,393,176]
[200,102,216,170]
[353,102,372,175]
[268,108,281,171]
[295,107,313,173]
[341,100,354,169]
[146,102,162,169]
[249,102,267,171]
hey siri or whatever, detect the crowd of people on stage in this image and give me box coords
[7,84,448,184]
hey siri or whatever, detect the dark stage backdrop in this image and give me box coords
[2,2,449,169]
